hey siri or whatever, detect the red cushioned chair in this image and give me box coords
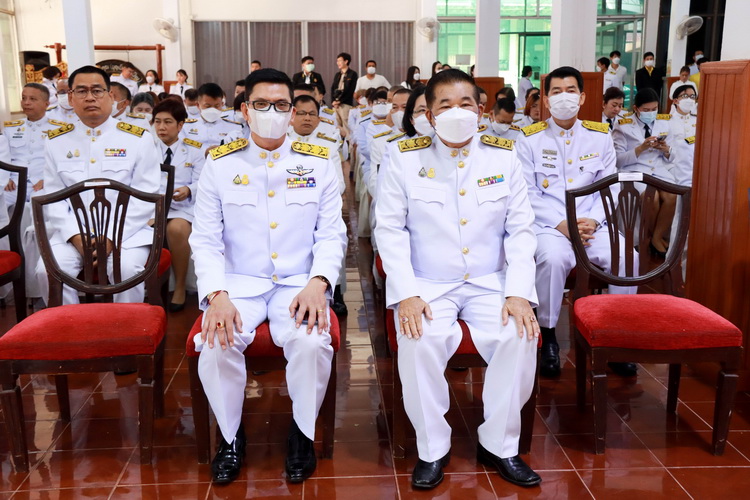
[0,161,28,323]
[566,173,743,455]
[186,312,340,463]
[376,262,539,459]
[0,179,167,472]
[146,163,174,308]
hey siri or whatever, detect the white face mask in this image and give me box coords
[391,110,405,129]
[639,110,657,125]
[234,111,245,123]
[111,100,125,117]
[595,66,601,72]
[305,63,315,72]
[186,105,199,116]
[413,114,433,136]
[612,57,621,65]
[358,97,368,106]
[678,98,696,114]
[248,108,291,139]
[146,76,155,84]
[491,122,511,135]
[367,66,377,75]
[142,112,153,123]
[413,72,421,80]
[548,92,581,120]
[695,54,704,62]
[645,59,655,67]
[58,94,72,109]
[372,102,391,118]
[433,107,478,144]
[201,107,222,123]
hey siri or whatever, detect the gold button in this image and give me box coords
[90,158,96,163]
[91,138,96,142]
[559,131,564,137]
[462,247,469,254]
[459,188,466,196]
[568,178,573,183]
[462,148,470,157]
[567,159,573,164]
[270,221,278,229]
[260,152,268,159]
[268,190,275,197]
[450,150,458,157]
[272,152,280,159]
[272,274,278,282]
[565,140,570,145]
[463,273,470,280]
[458,161,465,168]
[271,252,278,259]
[460,218,467,225]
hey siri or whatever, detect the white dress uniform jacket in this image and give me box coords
[116,112,154,135]
[182,116,242,149]
[608,65,627,89]
[668,111,697,187]
[46,104,80,125]
[613,113,678,182]
[137,83,165,95]
[287,127,345,195]
[42,78,58,105]
[482,124,521,142]
[169,83,193,98]
[157,138,206,222]
[109,75,138,99]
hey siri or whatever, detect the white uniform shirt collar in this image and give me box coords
[249,136,291,161]
[432,133,475,160]
[547,117,581,138]
[84,117,116,136]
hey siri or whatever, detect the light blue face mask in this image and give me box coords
[639,110,657,125]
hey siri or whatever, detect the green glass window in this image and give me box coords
[598,0,645,16]
[436,0,476,17]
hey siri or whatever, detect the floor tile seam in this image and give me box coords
[572,468,597,499]
[534,407,577,471]
[665,465,750,469]
[162,364,182,393]
[661,466,696,500]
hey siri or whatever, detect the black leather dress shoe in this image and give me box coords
[477,444,541,487]
[608,362,638,377]
[212,426,246,484]
[411,452,450,489]
[331,285,348,316]
[168,301,185,313]
[285,420,316,483]
[539,343,561,378]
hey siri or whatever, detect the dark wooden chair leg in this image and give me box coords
[392,352,407,459]
[154,340,165,418]
[519,361,538,455]
[712,367,739,456]
[321,355,337,459]
[591,353,608,455]
[137,356,155,464]
[55,375,71,422]
[189,356,212,464]
[575,333,588,412]
[667,363,682,413]
[13,275,26,323]
[0,366,29,472]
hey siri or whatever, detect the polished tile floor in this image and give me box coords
[1,179,750,499]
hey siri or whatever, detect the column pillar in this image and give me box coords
[721,0,750,60]
[666,0,690,76]
[62,0,95,70]
[474,0,500,77]
[162,0,183,79]
[415,0,438,77]
[550,0,597,70]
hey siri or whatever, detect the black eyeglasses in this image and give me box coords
[247,100,292,112]
[71,88,108,99]
[295,111,319,117]
[677,94,697,101]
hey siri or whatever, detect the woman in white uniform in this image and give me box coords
[137,69,166,95]
[169,69,194,98]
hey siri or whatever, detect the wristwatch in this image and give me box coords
[313,275,331,289]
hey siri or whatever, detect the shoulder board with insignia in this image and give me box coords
[521,121,548,137]
[48,119,67,127]
[510,125,520,131]
[117,121,146,137]
[222,117,242,125]
[372,119,386,126]
[482,113,490,118]
[622,111,634,117]
[387,132,406,143]
[685,136,696,145]
[319,117,334,125]
[47,123,75,139]
[46,105,57,111]
[373,130,391,139]
[292,141,330,159]
[222,107,232,112]
[126,112,146,119]
[618,118,633,125]
[209,138,248,160]
[398,136,432,153]
[356,104,365,109]
[3,120,24,127]
[477,124,487,132]
[185,118,198,123]
[316,132,337,143]
[480,134,514,151]
[183,138,203,148]
[322,107,334,115]
[360,109,372,117]
[657,114,671,120]
[582,120,609,134]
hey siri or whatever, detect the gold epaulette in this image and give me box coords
[46,104,57,111]
[292,141,329,159]
[618,118,633,125]
[3,120,24,127]
[477,124,487,132]
[117,121,146,137]
[318,117,333,126]
[521,121,548,137]
[316,132,337,143]
[582,120,609,134]
[510,125,520,131]
[622,111,633,117]
[373,130,391,139]
[209,138,248,160]
[321,107,334,115]
[480,134,514,151]
[387,132,406,142]
[183,138,203,148]
[360,109,372,117]
[47,123,75,139]
[48,119,67,127]
[222,117,242,125]
[372,119,386,126]
[398,136,431,153]
[685,136,696,145]
[482,113,490,118]
[657,114,671,120]
[126,113,147,119]
[185,118,198,123]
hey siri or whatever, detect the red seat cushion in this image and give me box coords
[0,250,22,276]
[0,303,166,360]
[158,249,172,276]
[574,294,743,350]
[185,313,341,357]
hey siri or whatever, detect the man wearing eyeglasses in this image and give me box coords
[190,68,347,485]
[37,65,161,306]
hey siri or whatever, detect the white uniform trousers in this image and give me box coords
[36,242,149,305]
[535,229,638,329]
[196,285,334,444]
[396,284,537,462]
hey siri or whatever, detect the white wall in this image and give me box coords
[188,0,418,21]
[721,0,750,60]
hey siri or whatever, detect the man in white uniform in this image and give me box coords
[375,69,541,490]
[46,79,80,124]
[183,83,242,148]
[109,62,139,98]
[38,65,160,306]
[485,98,522,141]
[608,50,627,90]
[190,69,347,485]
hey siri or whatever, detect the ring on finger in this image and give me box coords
[400,317,409,324]
[317,309,324,313]
[217,321,224,329]
[530,317,537,322]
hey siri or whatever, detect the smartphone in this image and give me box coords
[656,136,666,142]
